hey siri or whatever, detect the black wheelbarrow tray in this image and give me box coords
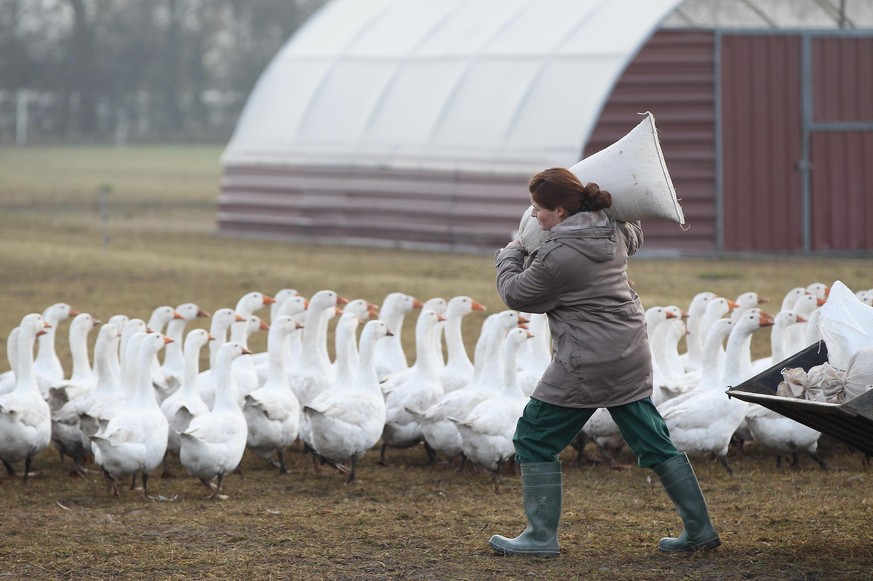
[726,341,873,456]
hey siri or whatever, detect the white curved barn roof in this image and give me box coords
[222,0,685,174]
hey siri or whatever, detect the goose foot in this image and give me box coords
[716,454,735,476]
[68,465,90,478]
[808,451,829,471]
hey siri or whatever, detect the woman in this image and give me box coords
[490,167,720,556]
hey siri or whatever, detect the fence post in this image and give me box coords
[99,184,111,253]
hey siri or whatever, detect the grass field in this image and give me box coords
[1,146,871,580]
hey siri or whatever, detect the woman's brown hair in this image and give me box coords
[528,167,612,215]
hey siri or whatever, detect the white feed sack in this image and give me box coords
[818,280,873,371]
[516,112,685,255]
[842,346,873,401]
[776,280,873,404]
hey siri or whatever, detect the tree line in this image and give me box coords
[0,0,326,144]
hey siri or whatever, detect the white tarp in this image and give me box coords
[222,0,686,174]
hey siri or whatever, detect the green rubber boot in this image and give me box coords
[489,461,562,557]
[653,453,721,552]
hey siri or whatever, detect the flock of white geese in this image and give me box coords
[0,282,867,498]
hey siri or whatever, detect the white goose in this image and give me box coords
[654,312,698,400]
[228,314,269,405]
[780,287,808,313]
[196,308,245,406]
[270,288,299,323]
[53,322,121,477]
[228,291,272,396]
[806,282,830,301]
[255,295,309,383]
[694,297,738,374]
[179,341,251,500]
[116,317,147,386]
[304,319,393,483]
[146,305,183,398]
[783,294,825,356]
[80,320,146,447]
[730,291,769,323]
[159,302,210,396]
[802,307,824,347]
[659,309,774,475]
[280,295,311,372]
[230,291,276,372]
[288,290,344,411]
[411,310,522,465]
[751,310,807,374]
[579,409,627,468]
[374,292,423,381]
[0,313,51,480]
[0,326,20,394]
[343,298,380,321]
[451,327,531,482]
[423,297,448,372]
[329,299,377,376]
[380,309,445,464]
[516,312,551,396]
[440,296,487,395]
[47,312,101,412]
[243,315,304,474]
[744,404,828,470]
[159,328,213,475]
[645,306,678,403]
[34,302,78,398]
[680,291,716,372]
[689,318,734,394]
[104,314,129,384]
[90,332,172,497]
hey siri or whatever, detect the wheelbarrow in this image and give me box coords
[726,341,873,456]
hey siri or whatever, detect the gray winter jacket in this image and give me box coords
[495,211,653,408]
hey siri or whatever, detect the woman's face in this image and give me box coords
[530,199,566,231]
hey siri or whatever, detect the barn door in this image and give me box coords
[808,36,873,253]
[720,33,873,254]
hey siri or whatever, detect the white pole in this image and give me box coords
[15,89,28,145]
[99,185,111,253]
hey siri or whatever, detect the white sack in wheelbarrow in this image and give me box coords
[817,280,873,371]
[517,112,685,255]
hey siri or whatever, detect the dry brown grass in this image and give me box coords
[1,146,872,580]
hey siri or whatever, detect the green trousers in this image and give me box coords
[513,397,679,467]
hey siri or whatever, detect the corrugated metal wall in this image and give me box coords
[720,35,804,252]
[585,31,717,254]
[218,165,529,252]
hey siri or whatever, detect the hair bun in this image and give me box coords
[583,182,613,211]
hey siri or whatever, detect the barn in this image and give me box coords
[218,0,873,256]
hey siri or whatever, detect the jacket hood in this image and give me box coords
[547,211,617,263]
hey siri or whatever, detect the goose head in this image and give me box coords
[343,298,380,321]
[806,282,830,301]
[107,314,130,335]
[175,303,211,321]
[42,303,78,325]
[279,295,309,318]
[235,291,276,317]
[147,305,182,333]
[447,296,487,318]
[184,328,214,353]
[423,298,448,316]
